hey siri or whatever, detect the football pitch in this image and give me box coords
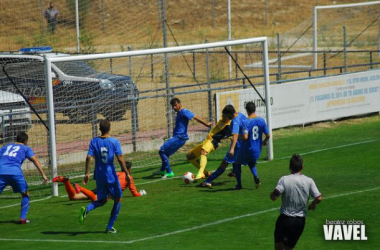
[1,115,380,250]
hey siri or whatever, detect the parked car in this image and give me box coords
[0,90,31,138]
[0,46,138,122]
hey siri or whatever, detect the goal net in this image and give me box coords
[41,38,271,196]
[0,58,52,197]
[272,1,380,74]
[313,1,380,69]
[0,38,271,197]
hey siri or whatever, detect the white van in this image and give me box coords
[0,90,31,138]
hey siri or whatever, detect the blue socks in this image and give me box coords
[107,202,121,230]
[235,163,258,187]
[249,162,258,178]
[234,164,242,187]
[20,195,30,220]
[206,166,226,183]
[85,199,121,230]
[159,150,172,173]
[86,200,105,213]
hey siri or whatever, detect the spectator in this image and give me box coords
[45,2,60,34]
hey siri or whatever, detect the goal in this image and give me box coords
[0,37,272,197]
[313,1,380,68]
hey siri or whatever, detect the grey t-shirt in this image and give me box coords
[275,173,321,217]
[45,8,60,20]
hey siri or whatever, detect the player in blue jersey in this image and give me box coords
[153,98,211,179]
[199,105,247,188]
[234,102,270,189]
[79,119,130,234]
[0,132,48,224]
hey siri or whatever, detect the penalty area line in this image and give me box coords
[258,139,380,163]
[0,186,379,244]
[0,196,52,209]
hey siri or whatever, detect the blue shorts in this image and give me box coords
[96,179,122,201]
[160,136,187,157]
[0,175,28,194]
[237,148,259,166]
[223,144,241,164]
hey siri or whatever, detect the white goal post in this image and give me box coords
[44,37,273,196]
[313,1,380,69]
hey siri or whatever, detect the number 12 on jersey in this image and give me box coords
[3,145,20,157]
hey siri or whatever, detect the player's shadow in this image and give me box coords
[198,188,240,193]
[62,201,89,206]
[133,168,155,175]
[135,167,163,180]
[50,200,89,206]
[195,181,238,192]
[0,220,21,224]
[206,158,225,163]
[41,231,104,236]
[141,174,160,180]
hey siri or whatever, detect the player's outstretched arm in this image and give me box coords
[117,155,130,187]
[193,116,212,128]
[308,195,322,210]
[30,156,48,184]
[83,155,92,185]
[229,133,239,156]
[270,189,281,201]
[262,133,271,146]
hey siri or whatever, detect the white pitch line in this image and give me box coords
[0,186,379,245]
[258,139,380,163]
[113,207,280,244]
[0,207,279,245]
[0,196,52,209]
[324,186,380,199]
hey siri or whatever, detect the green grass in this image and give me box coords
[1,116,380,249]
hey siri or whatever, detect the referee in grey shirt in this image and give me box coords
[270,154,322,250]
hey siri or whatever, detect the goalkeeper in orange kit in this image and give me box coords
[52,161,146,201]
[186,105,235,180]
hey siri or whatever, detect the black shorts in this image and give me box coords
[274,214,306,248]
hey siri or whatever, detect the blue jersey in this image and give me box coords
[231,112,247,135]
[231,112,247,147]
[0,143,34,176]
[173,108,195,140]
[240,117,269,160]
[87,137,123,185]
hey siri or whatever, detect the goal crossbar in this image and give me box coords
[316,1,380,10]
[313,1,380,68]
[48,37,268,63]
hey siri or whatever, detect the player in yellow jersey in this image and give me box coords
[186,105,235,180]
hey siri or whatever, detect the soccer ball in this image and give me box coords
[182,172,194,184]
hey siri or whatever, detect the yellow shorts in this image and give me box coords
[190,140,215,157]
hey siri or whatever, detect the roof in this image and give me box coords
[0,46,70,62]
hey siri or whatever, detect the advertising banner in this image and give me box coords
[216,70,380,129]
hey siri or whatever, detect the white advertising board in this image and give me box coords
[216,70,380,129]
